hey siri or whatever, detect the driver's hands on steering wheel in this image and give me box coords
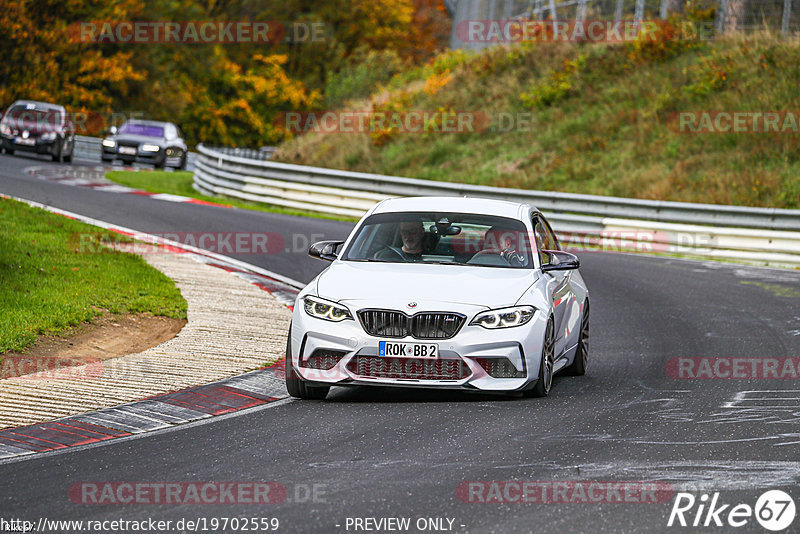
[500,248,525,267]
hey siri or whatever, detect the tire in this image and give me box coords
[285,325,329,400]
[526,318,555,398]
[63,151,73,164]
[565,300,589,376]
[6,149,13,155]
[52,144,63,163]
[101,157,113,164]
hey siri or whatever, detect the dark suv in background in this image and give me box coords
[101,120,187,170]
[0,100,75,163]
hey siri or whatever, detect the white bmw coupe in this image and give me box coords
[286,196,589,399]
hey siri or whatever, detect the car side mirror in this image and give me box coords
[541,250,580,272]
[109,126,118,135]
[309,240,344,262]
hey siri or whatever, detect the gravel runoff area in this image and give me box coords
[0,251,292,429]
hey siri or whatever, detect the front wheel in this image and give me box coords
[526,318,555,398]
[565,300,589,376]
[285,326,329,400]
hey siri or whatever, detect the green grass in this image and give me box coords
[105,170,359,222]
[0,197,187,353]
[275,29,800,209]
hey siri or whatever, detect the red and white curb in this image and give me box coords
[0,194,303,460]
[0,363,288,460]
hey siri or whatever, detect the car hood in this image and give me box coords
[111,134,165,145]
[316,261,536,310]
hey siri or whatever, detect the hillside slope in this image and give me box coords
[275,29,800,208]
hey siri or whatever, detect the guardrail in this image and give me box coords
[73,135,103,161]
[193,143,800,268]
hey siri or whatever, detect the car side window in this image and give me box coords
[540,216,560,251]
[533,216,559,265]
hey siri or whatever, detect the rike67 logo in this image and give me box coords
[668,490,796,531]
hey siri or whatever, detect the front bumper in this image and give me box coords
[1,135,59,155]
[102,146,166,166]
[290,303,547,392]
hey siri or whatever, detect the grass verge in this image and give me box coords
[0,197,187,353]
[105,170,359,222]
[275,29,800,209]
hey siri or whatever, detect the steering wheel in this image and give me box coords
[501,249,526,267]
[375,246,407,261]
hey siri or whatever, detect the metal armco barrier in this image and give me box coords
[193,144,800,268]
[73,135,103,161]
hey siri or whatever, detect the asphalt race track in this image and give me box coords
[2,152,800,533]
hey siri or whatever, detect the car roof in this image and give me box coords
[9,100,64,111]
[125,119,173,127]
[371,196,536,219]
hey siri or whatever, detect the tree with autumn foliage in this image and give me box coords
[0,0,451,147]
[0,0,146,133]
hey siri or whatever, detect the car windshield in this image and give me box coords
[4,105,63,128]
[119,123,165,137]
[342,211,534,268]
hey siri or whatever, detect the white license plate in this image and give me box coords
[14,137,35,146]
[379,341,438,358]
[118,146,137,155]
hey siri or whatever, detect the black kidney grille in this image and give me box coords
[358,310,407,338]
[411,313,465,339]
[357,310,465,340]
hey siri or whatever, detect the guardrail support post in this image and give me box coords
[577,0,587,21]
[634,0,645,24]
[782,0,792,35]
[716,0,728,33]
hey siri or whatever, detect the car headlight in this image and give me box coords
[141,144,160,152]
[0,124,11,136]
[470,306,536,329]
[303,296,353,322]
[102,139,115,147]
[40,132,57,141]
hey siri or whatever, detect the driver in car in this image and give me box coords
[374,220,426,262]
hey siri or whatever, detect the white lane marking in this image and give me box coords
[149,193,193,202]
